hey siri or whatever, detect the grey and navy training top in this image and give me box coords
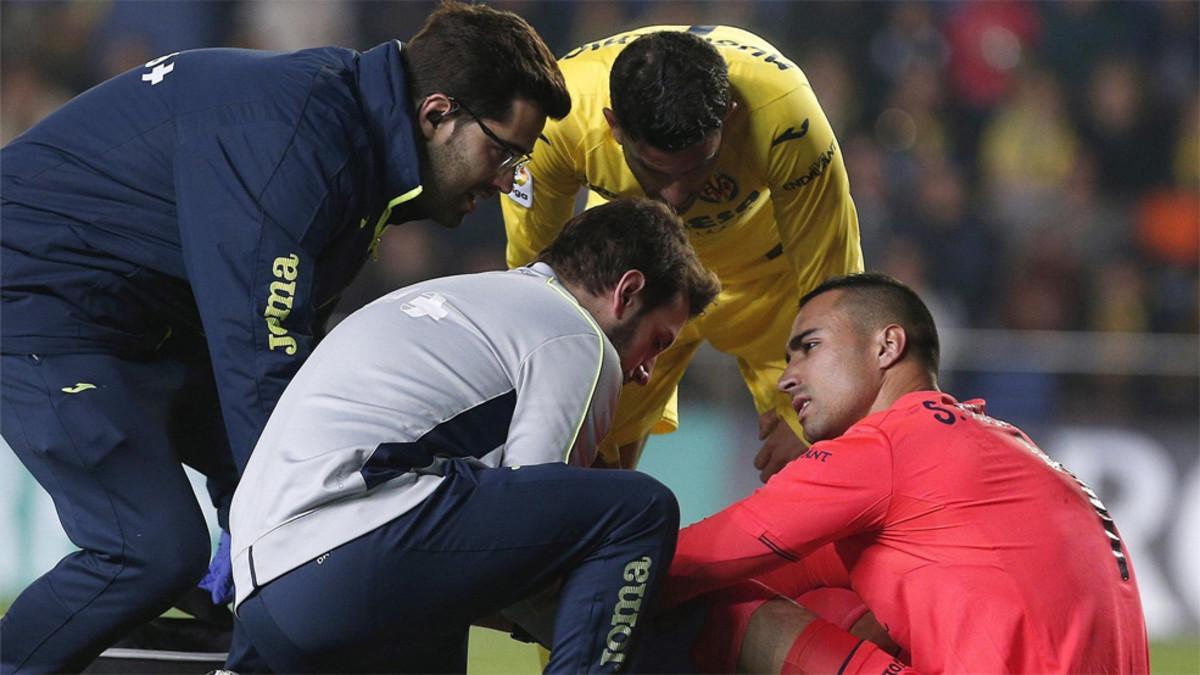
[230,263,622,608]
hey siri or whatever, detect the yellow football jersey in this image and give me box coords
[502,25,863,458]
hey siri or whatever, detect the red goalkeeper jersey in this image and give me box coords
[667,391,1148,674]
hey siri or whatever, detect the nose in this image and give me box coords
[644,355,658,379]
[493,166,516,194]
[659,183,695,212]
[778,364,799,394]
[633,355,657,386]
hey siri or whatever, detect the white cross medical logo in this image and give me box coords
[401,292,450,321]
[142,52,180,86]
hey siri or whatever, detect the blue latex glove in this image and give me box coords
[199,529,234,606]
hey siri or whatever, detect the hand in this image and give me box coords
[851,611,903,657]
[199,529,234,606]
[752,410,807,483]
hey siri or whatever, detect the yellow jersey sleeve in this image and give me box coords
[745,82,864,298]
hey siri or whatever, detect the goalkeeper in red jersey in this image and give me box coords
[653,273,1148,674]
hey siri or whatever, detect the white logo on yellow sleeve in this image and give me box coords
[506,165,533,208]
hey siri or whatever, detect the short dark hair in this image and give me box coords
[406,1,571,122]
[537,198,720,317]
[800,273,941,374]
[609,31,730,151]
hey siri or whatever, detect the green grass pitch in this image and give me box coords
[1,604,1196,671]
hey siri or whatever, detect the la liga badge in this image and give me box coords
[506,165,533,208]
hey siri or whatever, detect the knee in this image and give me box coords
[627,473,681,531]
[738,598,819,674]
[752,597,816,630]
[122,523,211,601]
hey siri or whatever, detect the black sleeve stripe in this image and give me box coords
[248,546,259,588]
[758,534,800,562]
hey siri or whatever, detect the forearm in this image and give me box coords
[665,508,788,608]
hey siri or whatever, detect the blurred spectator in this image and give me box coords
[979,68,1078,239]
[1001,228,1086,332]
[797,39,859,133]
[1136,190,1200,269]
[964,228,1086,427]
[1091,257,1151,334]
[1172,94,1200,190]
[942,0,1041,160]
[2,1,109,92]
[1149,1,1200,107]
[1038,1,1157,100]
[870,54,955,222]
[234,0,355,52]
[1078,57,1173,196]
[562,2,629,48]
[492,1,580,55]
[869,3,948,83]
[881,62,952,164]
[943,0,1041,110]
[902,160,998,324]
[88,1,234,81]
[1148,266,1200,335]
[844,133,893,246]
[875,232,964,331]
[1086,257,1154,419]
[1,59,71,145]
[355,1,443,51]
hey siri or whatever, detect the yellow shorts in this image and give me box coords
[596,267,805,464]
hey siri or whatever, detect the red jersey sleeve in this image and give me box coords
[752,542,852,598]
[665,424,892,606]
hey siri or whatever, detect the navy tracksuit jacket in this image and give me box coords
[0,41,425,672]
[2,41,424,471]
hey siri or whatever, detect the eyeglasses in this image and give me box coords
[446,96,533,171]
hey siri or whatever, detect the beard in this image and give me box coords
[419,131,472,228]
[605,309,645,382]
[607,314,637,355]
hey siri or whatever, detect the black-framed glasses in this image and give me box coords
[447,96,533,171]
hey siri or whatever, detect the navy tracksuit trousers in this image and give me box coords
[237,458,680,673]
[0,350,244,673]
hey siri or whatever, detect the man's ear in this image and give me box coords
[418,94,456,140]
[877,324,907,370]
[723,99,739,124]
[611,269,646,320]
[602,108,626,146]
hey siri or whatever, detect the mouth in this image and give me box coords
[464,186,499,214]
[792,395,812,420]
[462,191,478,214]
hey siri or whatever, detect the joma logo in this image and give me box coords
[599,556,652,668]
[264,254,300,355]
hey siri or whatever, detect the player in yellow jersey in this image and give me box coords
[502,26,863,480]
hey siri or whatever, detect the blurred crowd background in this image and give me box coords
[6,0,1194,422]
[2,0,1198,644]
